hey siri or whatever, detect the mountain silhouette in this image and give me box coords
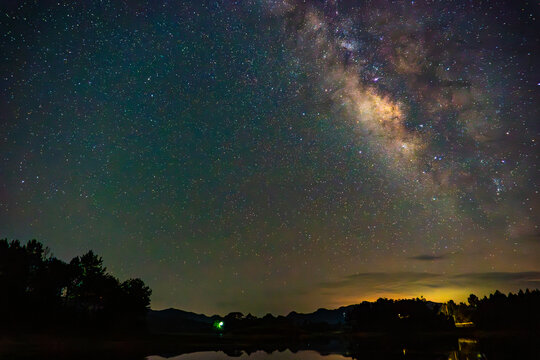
[286,305,357,325]
[147,308,222,333]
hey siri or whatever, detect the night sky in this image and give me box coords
[1,0,539,316]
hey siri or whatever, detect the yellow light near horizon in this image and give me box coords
[332,287,478,307]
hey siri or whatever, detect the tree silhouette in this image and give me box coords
[0,238,152,334]
[121,278,152,316]
[346,298,454,332]
[468,294,479,308]
[467,289,540,330]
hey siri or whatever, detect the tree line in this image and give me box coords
[212,292,540,334]
[0,238,151,334]
[346,298,454,331]
[444,289,540,331]
[204,299,455,335]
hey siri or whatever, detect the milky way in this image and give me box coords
[1,0,538,315]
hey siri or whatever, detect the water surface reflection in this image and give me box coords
[146,339,489,360]
[1,334,534,359]
[147,350,350,360]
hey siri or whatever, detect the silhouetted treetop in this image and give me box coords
[0,238,152,334]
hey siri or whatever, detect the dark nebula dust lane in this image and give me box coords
[0,0,539,315]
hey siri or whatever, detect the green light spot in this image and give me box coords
[213,320,224,330]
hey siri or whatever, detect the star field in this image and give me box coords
[1,0,539,315]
